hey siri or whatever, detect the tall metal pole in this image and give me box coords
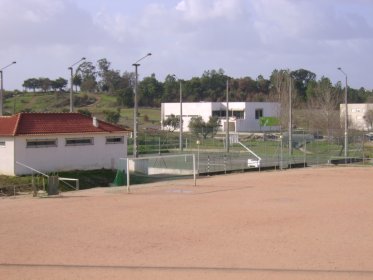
[344,74,348,161]
[226,79,229,153]
[132,53,152,158]
[179,80,183,151]
[0,61,16,116]
[288,76,292,159]
[338,67,348,162]
[133,64,139,157]
[69,67,74,112]
[68,57,85,113]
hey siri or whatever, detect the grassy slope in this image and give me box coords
[4,91,161,130]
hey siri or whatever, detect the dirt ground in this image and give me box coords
[1,166,373,280]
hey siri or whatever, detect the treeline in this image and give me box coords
[21,58,373,108]
[23,77,68,92]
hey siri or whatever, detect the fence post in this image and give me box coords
[207,155,210,175]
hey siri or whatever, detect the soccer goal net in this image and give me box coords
[118,154,196,192]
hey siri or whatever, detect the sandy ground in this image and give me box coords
[1,166,373,280]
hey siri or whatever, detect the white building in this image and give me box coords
[340,103,373,130]
[0,112,131,176]
[161,102,280,132]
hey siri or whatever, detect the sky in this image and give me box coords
[1,0,373,91]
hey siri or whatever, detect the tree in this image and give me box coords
[116,87,134,108]
[51,77,68,92]
[200,69,229,101]
[269,69,293,129]
[163,114,180,132]
[290,69,316,101]
[22,78,40,92]
[256,75,270,94]
[77,109,92,117]
[72,75,82,92]
[38,78,51,92]
[206,116,221,138]
[103,109,121,124]
[162,74,179,102]
[138,74,163,107]
[188,116,221,139]
[76,61,97,92]
[306,77,341,135]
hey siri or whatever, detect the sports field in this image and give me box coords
[1,166,373,280]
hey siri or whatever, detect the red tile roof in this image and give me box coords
[0,113,130,136]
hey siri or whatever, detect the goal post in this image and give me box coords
[118,154,197,192]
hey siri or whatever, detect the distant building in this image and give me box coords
[161,102,280,132]
[0,112,131,175]
[340,103,373,130]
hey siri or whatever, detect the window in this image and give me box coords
[233,111,244,119]
[255,109,263,120]
[65,138,93,146]
[27,139,57,148]
[0,141,5,147]
[106,136,124,144]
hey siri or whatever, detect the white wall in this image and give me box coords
[14,133,127,175]
[0,137,15,176]
[238,102,280,132]
[162,102,213,132]
[341,103,373,131]
[161,102,280,132]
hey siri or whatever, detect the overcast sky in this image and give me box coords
[1,0,373,90]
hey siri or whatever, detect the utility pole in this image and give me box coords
[0,61,16,116]
[179,80,183,151]
[133,53,152,158]
[226,79,229,153]
[288,76,293,162]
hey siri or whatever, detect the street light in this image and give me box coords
[337,67,348,162]
[68,57,86,113]
[0,61,16,116]
[133,53,152,158]
[172,74,183,152]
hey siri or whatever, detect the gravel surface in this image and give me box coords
[1,166,373,279]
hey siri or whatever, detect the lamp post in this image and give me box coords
[226,79,229,153]
[179,79,183,151]
[0,61,16,116]
[68,57,86,113]
[172,74,183,151]
[133,53,152,158]
[337,67,348,162]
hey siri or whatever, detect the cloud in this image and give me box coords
[175,0,246,21]
[0,0,373,89]
[0,0,107,48]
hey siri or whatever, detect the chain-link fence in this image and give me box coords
[128,129,373,175]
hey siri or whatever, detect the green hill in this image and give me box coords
[3,91,161,130]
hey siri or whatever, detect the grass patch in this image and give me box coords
[0,169,117,194]
[57,169,117,190]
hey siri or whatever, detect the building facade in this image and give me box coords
[340,103,373,131]
[0,113,130,175]
[161,102,280,132]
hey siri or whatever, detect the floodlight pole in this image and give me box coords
[133,53,152,158]
[0,61,16,116]
[226,79,229,153]
[68,57,86,113]
[179,80,183,151]
[338,67,348,163]
[288,75,293,161]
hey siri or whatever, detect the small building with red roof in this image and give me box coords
[0,112,131,175]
